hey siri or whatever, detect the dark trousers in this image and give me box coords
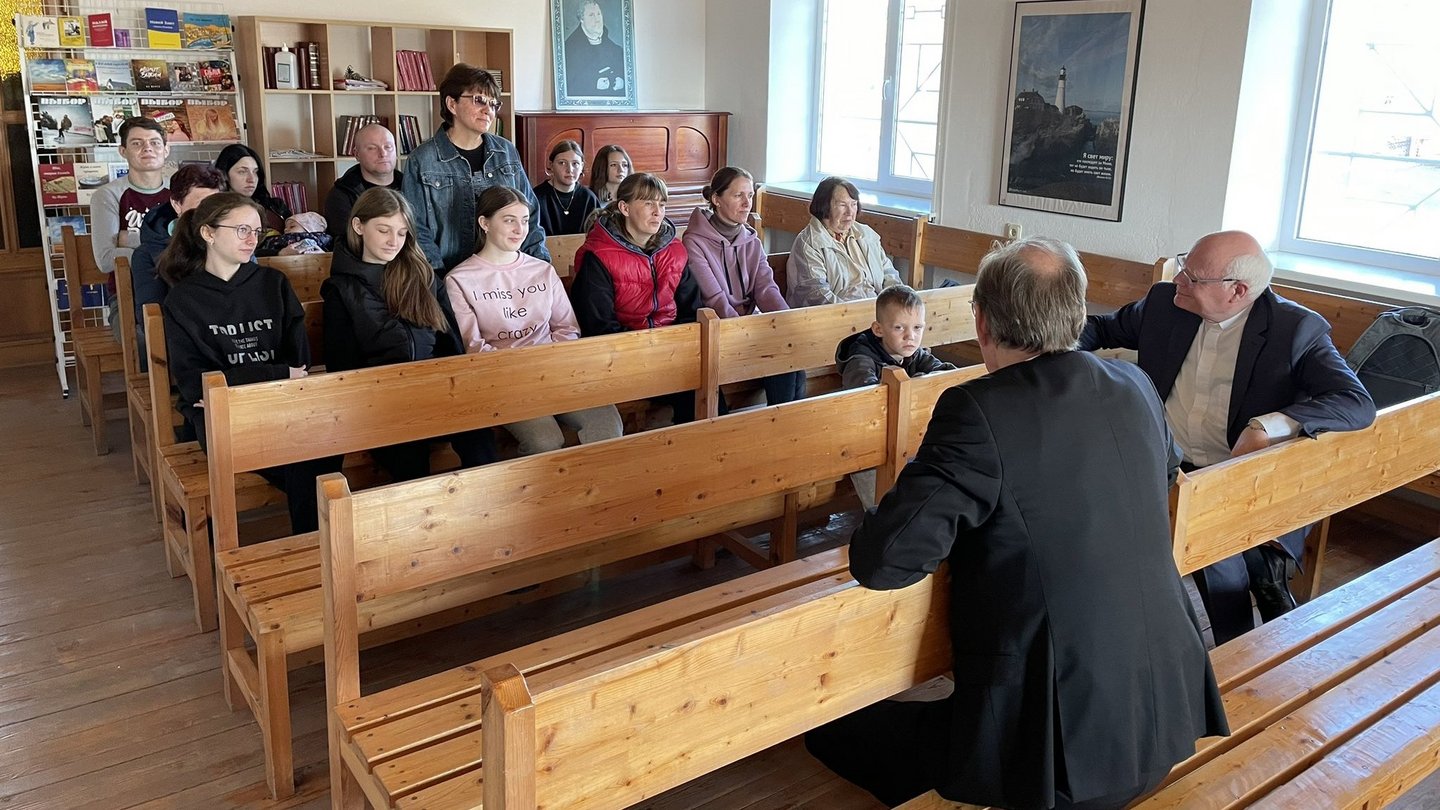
[654,391,696,425]
[717,369,807,415]
[255,456,345,535]
[1192,526,1307,645]
[805,696,1167,809]
[368,429,498,483]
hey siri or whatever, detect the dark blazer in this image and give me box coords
[1078,283,1376,448]
[850,351,1228,809]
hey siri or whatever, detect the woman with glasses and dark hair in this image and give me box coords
[401,63,549,275]
[157,192,337,534]
[787,176,902,308]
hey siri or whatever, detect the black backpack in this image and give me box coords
[1345,306,1440,409]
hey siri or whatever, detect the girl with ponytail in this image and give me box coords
[320,187,496,480]
[445,185,622,455]
[159,192,336,533]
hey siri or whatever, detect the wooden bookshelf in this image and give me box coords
[234,16,514,213]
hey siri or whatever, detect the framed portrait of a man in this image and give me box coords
[551,0,637,110]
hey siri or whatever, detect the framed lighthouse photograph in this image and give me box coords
[998,0,1146,221]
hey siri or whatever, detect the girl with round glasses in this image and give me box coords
[157,192,337,534]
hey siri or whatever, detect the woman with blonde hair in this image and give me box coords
[321,187,496,479]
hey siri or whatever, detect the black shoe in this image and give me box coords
[1247,546,1297,622]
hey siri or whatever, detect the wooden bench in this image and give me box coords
[207,325,706,799]
[898,537,1440,810]
[61,226,125,456]
[141,253,332,633]
[318,382,936,808]
[113,256,159,519]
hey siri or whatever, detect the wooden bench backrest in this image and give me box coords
[545,233,586,280]
[1171,391,1440,574]
[754,188,924,284]
[1271,284,1394,356]
[257,252,331,368]
[142,304,180,454]
[703,284,977,390]
[877,364,992,492]
[113,256,141,378]
[917,222,1154,309]
[60,226,106,326]
[477,561,951,808]
[320,385,888,603]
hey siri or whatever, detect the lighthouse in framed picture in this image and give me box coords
[998,0,1146,221]
[551,0,638,110]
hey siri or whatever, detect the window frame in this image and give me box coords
[1278,0,1440,276]
[811,0,938,198]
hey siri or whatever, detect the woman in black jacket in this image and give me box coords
[321,187,496,480]
[158,192,339,534]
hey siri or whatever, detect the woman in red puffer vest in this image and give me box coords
[571,172,702,422]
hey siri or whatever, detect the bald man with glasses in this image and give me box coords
[1078,230,1375,644]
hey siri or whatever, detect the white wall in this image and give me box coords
[222,0,707,112]
[931,0,1258,264]
[705,0,772,176]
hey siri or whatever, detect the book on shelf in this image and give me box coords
[133,60,171,92]
[29,60,68,93]
[169,62,202,92]
[37,96,96,148]
[47,215,87,247]
[337,114,388,156]
[91,96,141,146]
[59,16,85,47]
[181,13,232,49]
[270,182,308,216]
[64,59,99,94]
[140,97,192,143]
[87,14,115,47]
[334,67,387,91]
[109,162,130,182]
[299,42,321,91]
[115,29,134,48]
[395,50,436,91]
[94,60,135,92]
[396,114,423,155]
[186,98,239,142]
[73,163,110,205]
[485,68,504,91]
[197,60,234,92]
[260,47,278,89]
[145,8,182,49]
[19,16,60,49]
[39,163,77,207]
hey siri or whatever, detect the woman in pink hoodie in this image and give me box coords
[682,166,805,410]
[446,186,623,454]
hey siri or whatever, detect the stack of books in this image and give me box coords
[337,114,389,155]
[270,181,308,216]
[395,50,435,91]
[396,115,423,155]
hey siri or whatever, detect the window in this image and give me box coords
[815,0,944,196]
[1282,0,1440,273]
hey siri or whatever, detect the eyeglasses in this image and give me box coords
[459,95,503,112]
[1175,253,1237,285]
[213,223,261,241]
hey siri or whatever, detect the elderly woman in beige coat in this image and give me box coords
[786,176,902,308]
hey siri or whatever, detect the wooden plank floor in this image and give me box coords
[1,362,1437,809]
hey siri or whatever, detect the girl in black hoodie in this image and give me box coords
[158,192,337,534]
[320,187,496,480]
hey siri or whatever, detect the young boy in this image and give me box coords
[836,285,957,389]
[835,285,957,508]
[91,116,171,338]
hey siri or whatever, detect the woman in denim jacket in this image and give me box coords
[401,64,550,274]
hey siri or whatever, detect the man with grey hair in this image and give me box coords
[1079,230,1375,643]
[809,236,1227,809]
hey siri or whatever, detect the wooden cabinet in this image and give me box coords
[235,16,514,216]
[515,111,729,222]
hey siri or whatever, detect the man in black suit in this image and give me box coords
[1078,231,1375,644]
[808,237,1228,810]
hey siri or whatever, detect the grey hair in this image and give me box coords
[1223,250,1274,293]
[973,236,1088,353]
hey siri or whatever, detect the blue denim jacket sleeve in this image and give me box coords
[499,141,550,263]
[400,147,446,269]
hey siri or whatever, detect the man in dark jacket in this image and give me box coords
[324,124,403,243]
[128,163,226,367]
[807,236,1228,810]
[1077,230,1376,643]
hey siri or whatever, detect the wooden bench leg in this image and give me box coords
[692,537,717,569]
[184,496,217,633]
[219,586,247,710]
[257,630,295,800]
[161,485,186,580]
[1295,517,1332,603]
[128,398,149,486]
[82,354,108,455]
[771,491,800,565]
[329,718,365,810]
[76,363,91,428]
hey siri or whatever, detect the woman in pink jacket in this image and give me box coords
[445,186,623,455]
[682,166,805,410]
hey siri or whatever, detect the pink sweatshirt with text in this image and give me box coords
[444,253,580,352]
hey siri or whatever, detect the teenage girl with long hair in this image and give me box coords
[587,143,632,206]
[534,139,600,235]
[320,187,497,480]
[157,192,337,533]
[446,185,623,454]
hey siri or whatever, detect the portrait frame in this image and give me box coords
[551,0,638,110]
[998,0,1145,221]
